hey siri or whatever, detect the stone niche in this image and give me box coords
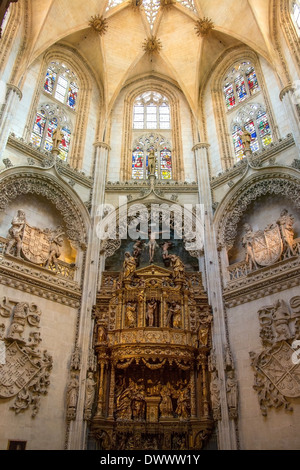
[228,194,300,265]
[0,193,76,264]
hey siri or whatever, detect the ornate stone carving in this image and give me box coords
[5,210,66,267]
[2,158,13,168]
[291,159,300,170]
[66,372,79,420]
[89,15,108,35]
[84,372,96,420]
[142,36,162,55]
[0,298,53,417]
[250,296,300,416]
[70,346,81,370]
[240,210,296,270]
[194,18,214,37]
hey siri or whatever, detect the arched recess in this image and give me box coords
[24,44,102,170]
[120,78,184,181]
[208,47,279,171]
[215,167,300,251]
[273,0,300,77]
[0,166,90,246]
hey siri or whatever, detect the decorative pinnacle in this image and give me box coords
[143,36,162,55]
[195,17,214,37]
[89,15,108,36]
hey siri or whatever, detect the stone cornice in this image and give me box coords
[105,181,199,192]
[192,142,210,151]
[6,83,22,100]
[93,141,111,151]
[7,134,93,188]
[0,255,81,307]
[279,84,294,101]
[223,257,300,308]
[210,134,295,190]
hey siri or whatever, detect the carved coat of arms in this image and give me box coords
[250,297,300,416]
[21,224,51,264]
[251,224,283,266]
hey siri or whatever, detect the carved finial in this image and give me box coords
[143,36,162,55]
[89,15,108,36]
[194,17,214,37]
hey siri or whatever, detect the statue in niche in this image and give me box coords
[197,314,212,347]
[146,299,157,327]
[175,381,190,420]
[125,303,136,328]
[132,380,146,421]
[226,370,238,419]
[167,301,182,329]
[66,373,79,413]
[159,383,174,418]
[169,254,185,280]
[242,223,257,271]
[8,302,28,341]
[241,126,252,152]
[45,227,64,268]
[116,379,135,420]
[148,148,156,176]
[277,209,296,256]
[84,372,96,418]
[96,323,107,344]
[5,210,26,257]
[123,252,136,280]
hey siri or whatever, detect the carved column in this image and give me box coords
[0,84,22,158]
[279,85,300,155]
[108,364,115,419]
[190,367,197,418]
[96,361,105,416]
[67,142,110,449]
[201,359,210,419]
[192,142,237,449]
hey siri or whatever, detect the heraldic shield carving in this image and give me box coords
[250,297,300,416]
[251,225,283,267]
[21,224,52,265]
[0,297,53,417]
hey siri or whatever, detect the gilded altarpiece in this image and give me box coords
[90,262,214,450]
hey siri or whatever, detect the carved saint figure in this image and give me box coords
[277,209,296,256]
[96,324,107,344]
[226,370,238,418]
[146,299,157,327]
[67,373,79,410]
[5,210,26,257]
[210,370,221,420]
[242,223,257,271]
[162,241,173,260]
[168,301,182,329]
[123,252,136,280]
[131,381,146,421]
[52,127,64,149]
[159,383,173,418]
[84,372,96,416]
[241,126,252,152]
[45,228,64,268]
[169,254,185,280]
[175,382,190,420]
[147,148,156,176]
[125,303,136,328]
[197,314,212,347]
[116,379,135,420]
[132,240,143,266]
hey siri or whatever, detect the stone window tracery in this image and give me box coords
[133,91,171,130]
[292,1,300,31]
[132,133,172,180]
[43,61,79,110]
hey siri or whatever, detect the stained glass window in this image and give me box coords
[30,105,72,161]
[160,149,172,179]
[223,61,260,111]
[133,92,170,130]
[131,135,172,180]
[132,149,144,179]
[231,105,272,160]
[43,62,79,110]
